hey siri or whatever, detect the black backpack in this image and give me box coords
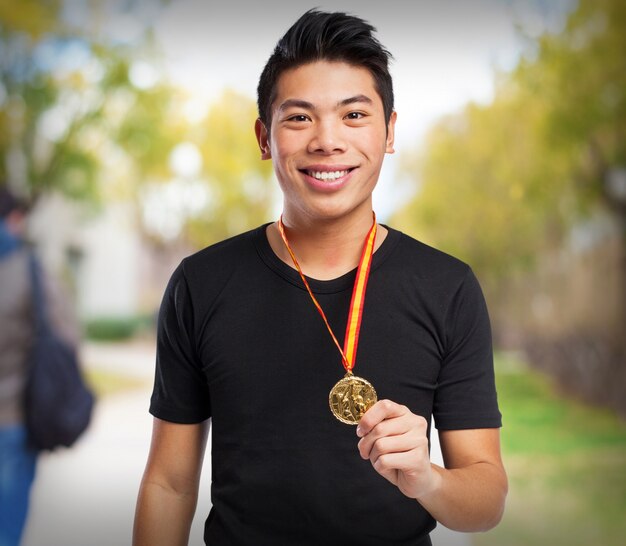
[24,255,95,451]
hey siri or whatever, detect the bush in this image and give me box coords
[84,314,155,341]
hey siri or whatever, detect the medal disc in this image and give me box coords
[329,374,377,425]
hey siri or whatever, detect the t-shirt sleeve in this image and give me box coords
[149,261,211,423]
[433,267,502,430]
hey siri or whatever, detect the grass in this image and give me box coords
[473,352,626,546]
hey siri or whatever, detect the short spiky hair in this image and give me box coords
[257,9,394,129]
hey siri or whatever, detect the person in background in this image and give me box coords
[0,187,79,546]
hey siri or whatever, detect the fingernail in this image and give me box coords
[356,426,363,437]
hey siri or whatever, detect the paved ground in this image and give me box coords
[22,341,470,546]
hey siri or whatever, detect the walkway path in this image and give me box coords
[22,341,470,546]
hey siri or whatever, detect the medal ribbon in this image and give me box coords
[277,213,377,374]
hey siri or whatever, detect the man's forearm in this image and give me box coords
[416,461,508,532]
[133,480,198,546]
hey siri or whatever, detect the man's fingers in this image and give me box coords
[365,433,425,463]
[357,402,428,459]
[357,418,412,459]
[356,399,409,437]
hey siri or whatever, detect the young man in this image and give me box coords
[134,10,507,546]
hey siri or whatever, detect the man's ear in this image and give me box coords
[255,118,272,160]
[385,111,397,154]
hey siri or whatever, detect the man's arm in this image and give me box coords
[357,400,507,532]
[133,417,210,546]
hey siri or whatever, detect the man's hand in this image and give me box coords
[356,399,440,501]
[357,401,508,532]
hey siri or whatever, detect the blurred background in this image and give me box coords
[1,0,624,544]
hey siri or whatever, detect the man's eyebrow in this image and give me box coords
[338,94,373,107]
[278,99,315,112]
[278,95,374,112]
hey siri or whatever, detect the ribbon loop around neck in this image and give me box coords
[277,213,377,374]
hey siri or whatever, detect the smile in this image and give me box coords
[306,170,350,181]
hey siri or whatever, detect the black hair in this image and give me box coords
[257,9,394,130]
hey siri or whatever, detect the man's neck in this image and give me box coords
[266,207,388,281]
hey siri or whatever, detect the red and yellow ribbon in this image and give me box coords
[277,213,377,374]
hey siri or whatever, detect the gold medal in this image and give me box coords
[329,373,377,425]
[278,214,379,424]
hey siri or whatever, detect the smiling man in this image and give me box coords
[134,10,507,546]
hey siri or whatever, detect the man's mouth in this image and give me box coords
[300,168,355,181]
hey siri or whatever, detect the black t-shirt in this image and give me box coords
[150,224,501,545]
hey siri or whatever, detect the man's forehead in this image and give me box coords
[272,61,382,111]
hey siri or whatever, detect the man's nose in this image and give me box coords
[307,120,347,154]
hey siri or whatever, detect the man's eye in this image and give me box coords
[287,115,310,122]
[345,112,365,120]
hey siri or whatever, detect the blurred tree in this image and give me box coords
[517,0,626,216]
[394,89,570,279]
[394,0,625,281]
[190,90,275,244]
[1,1,276,249]
[0,0,178,205]
[394,0,626,414]
[138,90,276,249]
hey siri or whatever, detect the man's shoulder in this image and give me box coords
[388,226,471,280]
[187,225,264,263]
[176,224,268,287]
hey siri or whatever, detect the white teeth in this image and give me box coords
[307,170,349,181]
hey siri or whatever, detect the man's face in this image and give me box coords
[256,60,396,223]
